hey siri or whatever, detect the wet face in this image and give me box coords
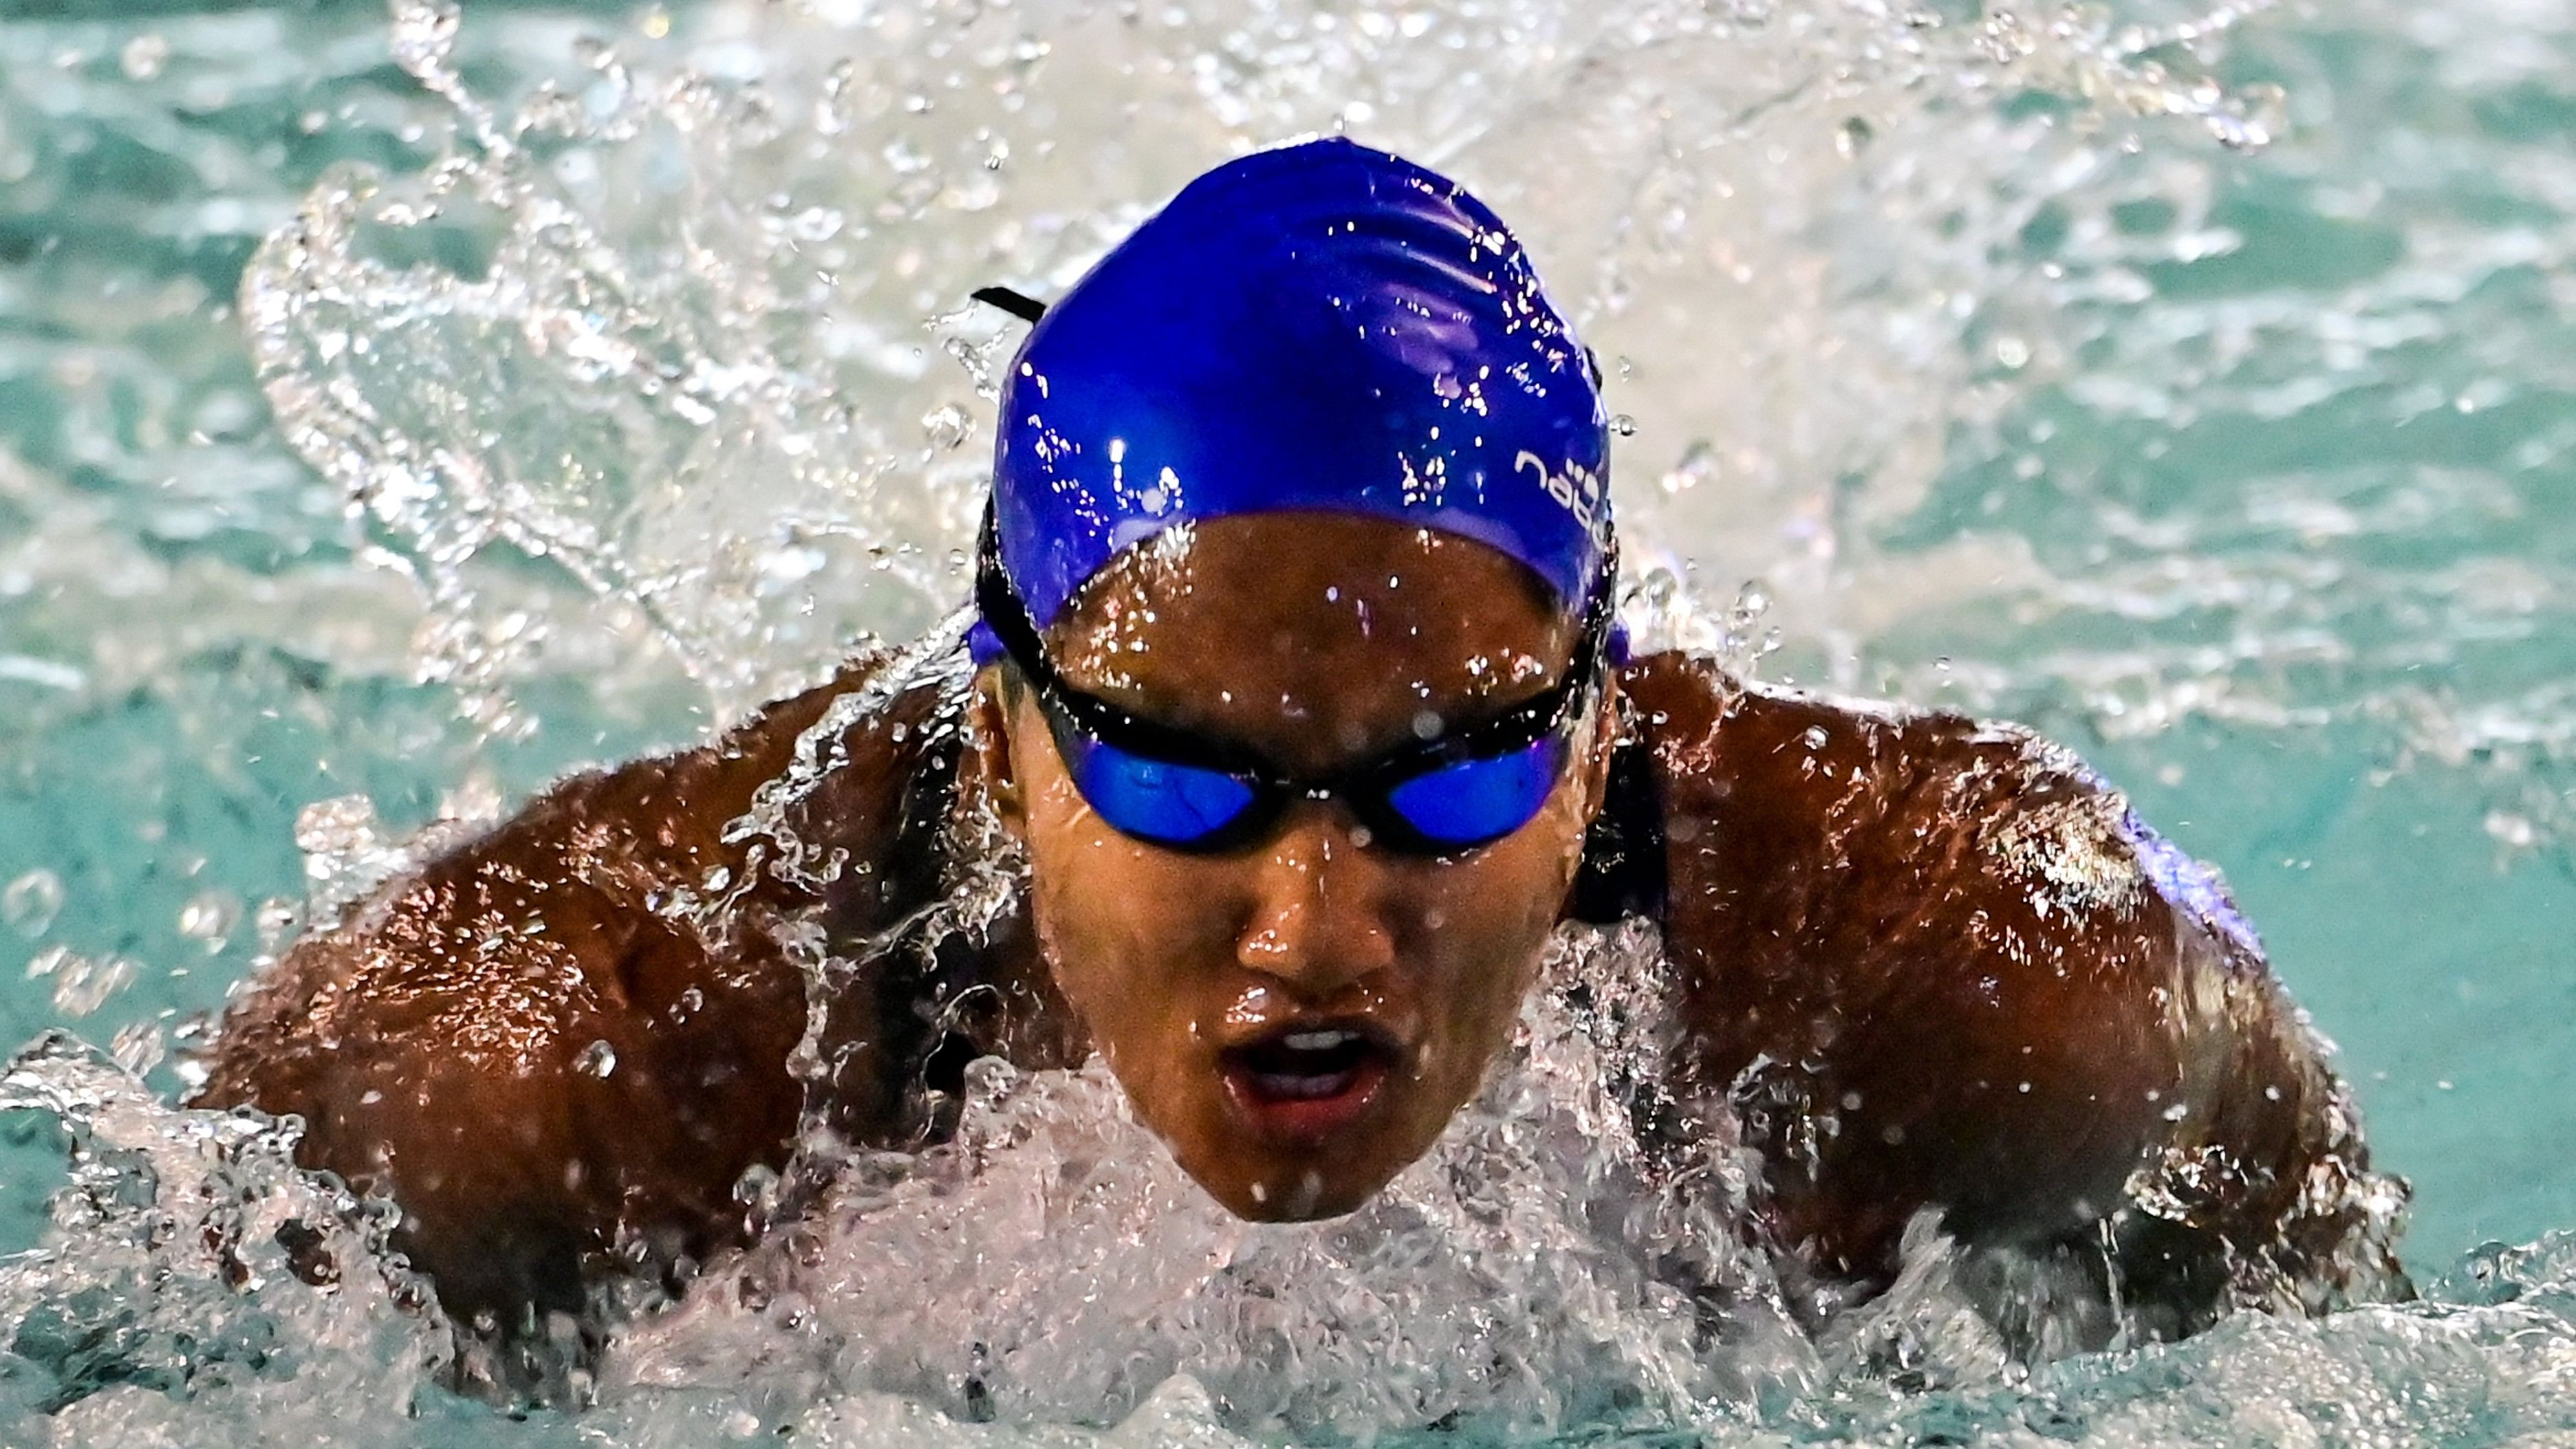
[971,512,1617,1222]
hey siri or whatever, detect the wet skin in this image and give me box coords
[971,519,1615,1223]
[195,514,2405,1336]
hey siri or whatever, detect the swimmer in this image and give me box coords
[196,139,2405,1343]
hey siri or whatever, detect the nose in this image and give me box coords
[1234,800,1398,1001]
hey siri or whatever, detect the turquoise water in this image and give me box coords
[0,0,2573,1441]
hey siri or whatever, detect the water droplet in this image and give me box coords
[178,890,242,950]
[733,1162,780,1208]
[1834,116,1874,159]
[28,946,137,1018]
[119,32,171,82]
[387,0,461,84]
[3,870,64,937]
[296,796,409,914]
[111,1022,166,1078]
[1609,413,1638,437]
[2485,811,2539,849]
[922,402,971,450]
[575,1039,619,1078]
[1660,440,1718,494]
[782,205,845,243]
[296,795,380,857]
[255,897,305,954]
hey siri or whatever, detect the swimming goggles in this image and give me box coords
[974,508,1617,858]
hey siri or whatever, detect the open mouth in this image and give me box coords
[1220,1024,1399,1143]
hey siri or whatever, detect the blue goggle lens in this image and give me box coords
[1381,737,1563,848]
[1057,721,1563,853]
[1060,729,1262,846]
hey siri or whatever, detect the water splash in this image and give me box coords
[4,0,2575,1440]
[0,1034,453,1441]
[611,922,1808,1441]
[240,0,2297,732]
[0,930,2566,1445]
[292,794,418,919]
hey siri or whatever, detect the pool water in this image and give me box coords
[0,0,2573,1441]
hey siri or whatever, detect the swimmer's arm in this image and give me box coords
[190,653,940,1325]
[1625,653,2400,1320]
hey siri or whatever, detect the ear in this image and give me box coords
[968,666,1029,836]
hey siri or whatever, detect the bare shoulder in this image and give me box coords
[1618,649,2202,1145]
[193,649,948,1103]
[191,649,961,1320]
[1619,649,2252,972]
[1616,651,2402,1320]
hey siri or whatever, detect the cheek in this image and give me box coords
[1419,777,1593,939]
[1015,772,1235,1049]
[1405,788,1594,1043]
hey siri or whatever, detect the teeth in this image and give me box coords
[1255,1069,1356,1100]
[1284,1029,1359,1052]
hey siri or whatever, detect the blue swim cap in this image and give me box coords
[971,138,1612,662]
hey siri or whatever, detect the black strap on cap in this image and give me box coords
[971,285,1048,323]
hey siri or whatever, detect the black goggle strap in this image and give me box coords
[971,285,1049,323]
[974,502,1618,791]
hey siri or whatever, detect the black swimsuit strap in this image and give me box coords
[1567,731,1667,926]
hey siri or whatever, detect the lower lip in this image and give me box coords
[1222,1056,1392,1144]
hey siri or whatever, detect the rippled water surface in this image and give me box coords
[1,0,2573,1441]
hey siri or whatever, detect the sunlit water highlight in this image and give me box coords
[1,0,2574,1441]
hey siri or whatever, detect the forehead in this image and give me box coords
[1043,513,1572,772]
